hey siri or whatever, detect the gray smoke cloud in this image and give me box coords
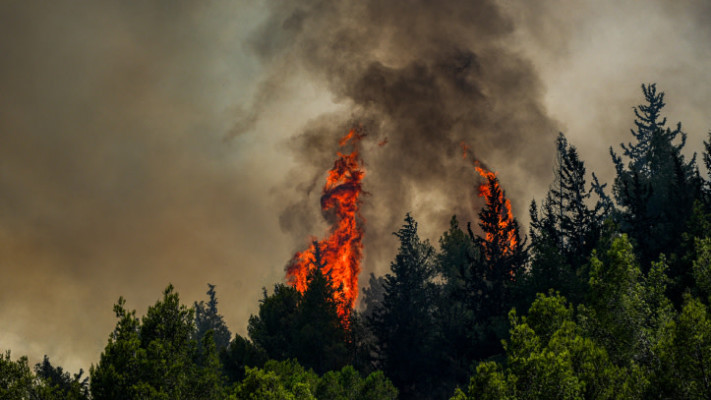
[253,0,559,277]
[1,0,711,376]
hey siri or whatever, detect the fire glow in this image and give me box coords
[461,142,518,258]
[474,163,518,257]
[285,130,365,320]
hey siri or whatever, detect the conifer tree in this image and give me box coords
[368,213,439,400]
[528,133,611,303]
[248,243,348,375]
[194,284,232,350]
[610,84,700,272]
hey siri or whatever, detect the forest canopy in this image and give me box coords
[3,84,711,400]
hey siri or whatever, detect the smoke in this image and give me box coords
[2,0,711,376]
[249,0,559,278]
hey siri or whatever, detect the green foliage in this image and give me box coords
[450,362,514,400]
[90,285,225,400]
[0,351,89,400]
[693,237,711,299]
[230,367,301,400]
[248,256,348,374]
[655,296,711,398]
[228,360,396,400]
[222,334,268,383]
[581,235,675,368]
[248,284,301,361]
[457,293,643,400]
[34,355,90,400]
[0,351,34,400]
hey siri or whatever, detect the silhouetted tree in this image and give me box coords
[610,84,700,274]
[527,133,612,303]
[194,283,232,350]
[368,213,439,400]
[34,356,89,400]
[248,243,348,375]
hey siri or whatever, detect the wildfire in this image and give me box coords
[461,141,518,258]
[285,129,365,320]
[474,162,518,257]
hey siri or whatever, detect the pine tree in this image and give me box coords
[90,285,225,400]
[610,83,699,273]
[248,243,348,375]
[368,213,439,400]
[194,284,232,350]
[528,133,611,303]
[474,171,525,317]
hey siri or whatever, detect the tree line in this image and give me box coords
[3,83,711,399]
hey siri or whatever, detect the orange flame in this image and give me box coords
[461,141,518,259]
[285,130,365,320]
[474,162,518,257]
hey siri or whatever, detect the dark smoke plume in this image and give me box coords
[246,0,560,279]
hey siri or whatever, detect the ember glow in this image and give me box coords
[474,162,518,257]
[461,141,518,258]
[285,130,365,320]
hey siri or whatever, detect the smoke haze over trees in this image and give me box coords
[5,84,711,399]
[3,0,711,393]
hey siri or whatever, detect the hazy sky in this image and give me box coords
[1,0,710,374]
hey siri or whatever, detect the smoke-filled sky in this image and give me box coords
[1,0,710,374]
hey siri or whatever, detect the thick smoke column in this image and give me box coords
[247,0,559,279]
[245,0,556,280]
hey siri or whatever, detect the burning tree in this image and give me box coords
[471,162,525,317]
[285,130,365,320]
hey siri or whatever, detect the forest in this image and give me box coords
[3,83,711,399]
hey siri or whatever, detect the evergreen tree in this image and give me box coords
[610,84,700,274]
[248,243,349,374]
[34,356,89,400]
[368,213,439,400]
[90,285,225,400]
[434,216,479,388]
[248,284,301,362]
[0,351,35,400]
[294,255,348,374]
[194,283,232,350]
[221,334,268,383]
[528,133,612,304]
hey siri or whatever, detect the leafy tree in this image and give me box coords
[195,283,232,350]
[228,359,396,400]
[90,285,225,400]
[316,365,397,400]
[0,351,34,400]
[89,296,142,399]
[580,234,674,371]
[229,367,306,400]
[368,213,439,400]
[655,296,711,399]
[693,237,711,300]
[455,292,643,400]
